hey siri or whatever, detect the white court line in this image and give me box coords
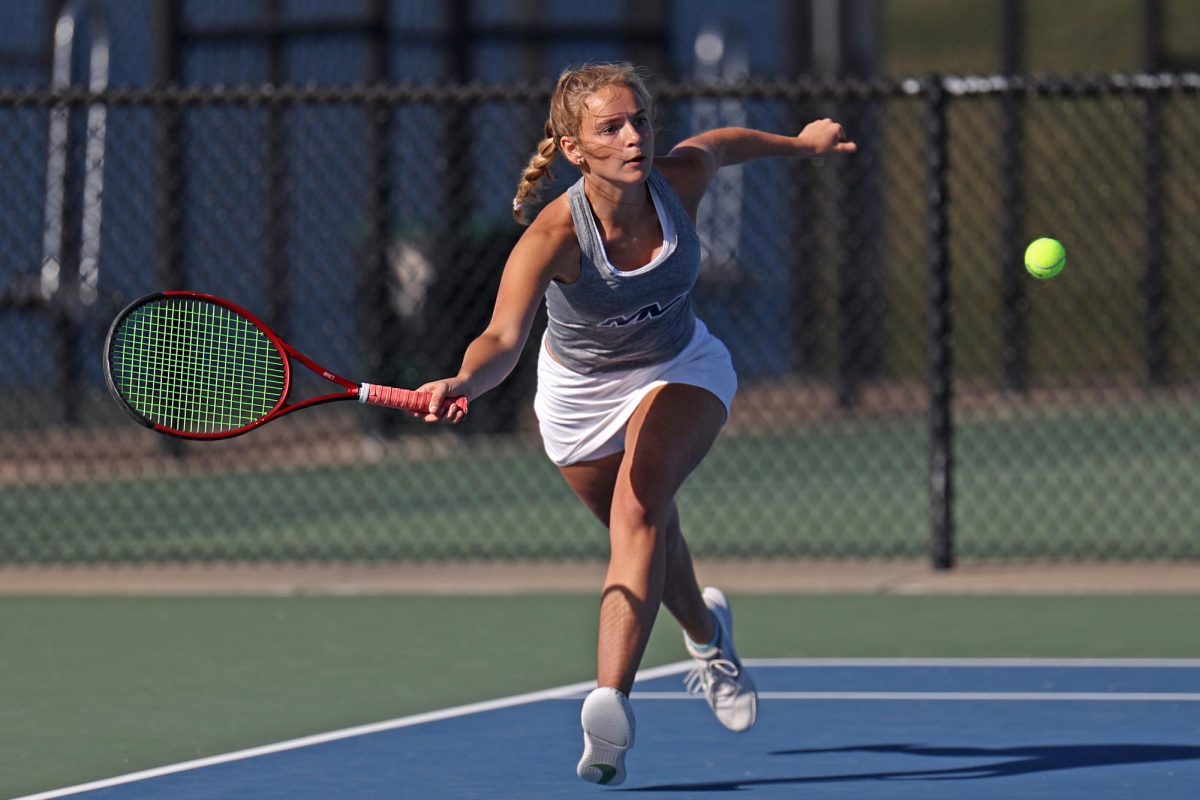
[631,691,1200,702]
[13,658,1200,800]
[10,660,693,800]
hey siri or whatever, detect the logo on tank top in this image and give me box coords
[598,293,686,328]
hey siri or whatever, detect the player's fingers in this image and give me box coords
[836,141,858,153]
[421,397,466,425]
[426,383,449,415]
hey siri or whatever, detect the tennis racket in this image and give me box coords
[103,291,467,440]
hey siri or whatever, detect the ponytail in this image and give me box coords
[512,129,558,225]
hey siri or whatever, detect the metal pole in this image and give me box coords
[150,0,183,292]
[150,0,185,458]
[1000,0,1027,391]
[924,76,954,571]
[77,7,108,309]
[265,0,289,329]
[43,0,109,425]
[787,0,819,375]
[826,0,882,408]
[363,0,398,436]
[1142,0,1167,386]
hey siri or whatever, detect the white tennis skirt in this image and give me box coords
[534,318,738,467]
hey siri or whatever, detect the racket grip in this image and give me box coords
[359,383,468,416]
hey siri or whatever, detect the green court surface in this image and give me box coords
[3,593,1199,798]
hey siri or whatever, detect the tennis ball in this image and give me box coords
[1025,237,1066,280]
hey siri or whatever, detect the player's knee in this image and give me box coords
[609,493,670,539]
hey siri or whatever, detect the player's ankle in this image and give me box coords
[685,611,721,653]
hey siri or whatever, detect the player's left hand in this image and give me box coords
[798,118,857,156]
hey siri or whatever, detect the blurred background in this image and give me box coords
[1,0,1199,566]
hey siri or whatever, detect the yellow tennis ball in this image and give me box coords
[1025,237,1066,280]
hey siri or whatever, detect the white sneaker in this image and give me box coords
[683,587,757,732]
[577,687,635,786]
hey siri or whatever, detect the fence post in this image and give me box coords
[1143,1,1168,386]
[264,0,289,328]
[924,75,954,570]
[150,0,185,459]
[1000,0,1027,391]
[362,0,397,437]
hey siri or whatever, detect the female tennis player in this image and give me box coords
[414,62,855,785]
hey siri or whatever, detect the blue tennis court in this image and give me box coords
[17,659,1200,800]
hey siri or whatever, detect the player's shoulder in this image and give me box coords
[524,193,577,251]
[514,195,580,282]
[653,150,713,218]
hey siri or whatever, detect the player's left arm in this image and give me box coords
[656,119,856,217]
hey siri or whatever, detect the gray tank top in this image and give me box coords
[545,169,701,374]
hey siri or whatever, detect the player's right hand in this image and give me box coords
[411,378,469,425]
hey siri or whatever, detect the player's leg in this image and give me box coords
[598,382,727,695]
[659,504,714,643]
[607,386,756,733]
[560,452,649,786]
[560,389,757,733]
[559,459,713,646]
[562,383,725,785]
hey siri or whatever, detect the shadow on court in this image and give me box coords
[624,743,1200,792]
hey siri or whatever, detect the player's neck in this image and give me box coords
[584,180,651,230]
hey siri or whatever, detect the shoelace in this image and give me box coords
[684,657,742,700]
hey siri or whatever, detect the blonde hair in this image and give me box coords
[511,62,654,224]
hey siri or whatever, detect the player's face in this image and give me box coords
[575,86,653,184]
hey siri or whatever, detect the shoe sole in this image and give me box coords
[577,688,634,785]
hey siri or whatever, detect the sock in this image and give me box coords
[687,611,721,653]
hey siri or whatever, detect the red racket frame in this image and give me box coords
[104,291,467,440]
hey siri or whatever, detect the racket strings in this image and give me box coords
[109,297,286,434]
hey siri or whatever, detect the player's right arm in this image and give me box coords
[415,199,578,422]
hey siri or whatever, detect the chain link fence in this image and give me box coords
[1,74,1198,565]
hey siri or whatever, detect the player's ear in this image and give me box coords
[560,136,584,167]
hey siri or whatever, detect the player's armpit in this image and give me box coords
[655,143,718,219]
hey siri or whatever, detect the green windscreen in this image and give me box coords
[107,296,287,435]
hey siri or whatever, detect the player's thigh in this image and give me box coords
[560,453,687,547]
[618,383,727,518]
[559,450,624,526]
